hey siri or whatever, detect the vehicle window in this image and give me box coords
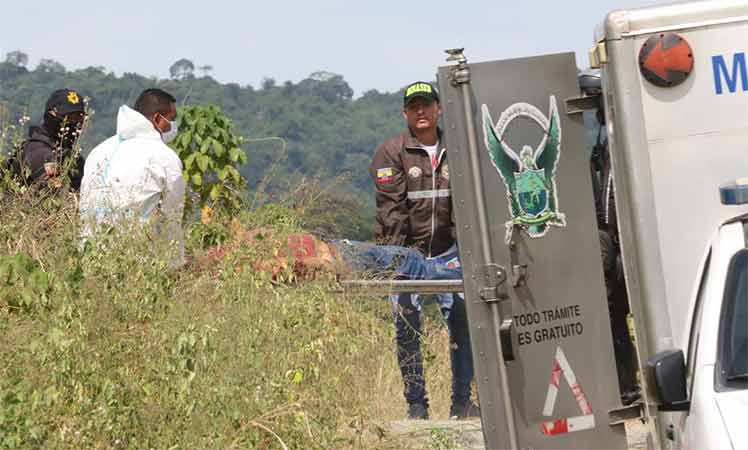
[717,249,748,390]
[687,251,711,391]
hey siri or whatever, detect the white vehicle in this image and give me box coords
[592,1,748,448]
[421,1,748,449]
[343,0,748,448]
[663,200,748,450]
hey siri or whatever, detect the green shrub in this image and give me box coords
[0,180,456,450]
[172,105,248,217]
[0,253,52,314]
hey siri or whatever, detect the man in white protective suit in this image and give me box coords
[79,88,185,268]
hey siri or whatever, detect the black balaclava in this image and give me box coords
[43,111,82,151]
[41,88,86,152]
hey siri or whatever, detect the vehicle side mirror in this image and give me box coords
[647,349,691,411]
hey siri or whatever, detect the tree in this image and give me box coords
[261,77,276,90]
[169,58,195,80]
[37,59,66,73]
[5,51,28,67]
[0,58,408,239]
[198,65,214,78]
[300,72,353,103]
[308,71,336,82]
[171,105,248,216]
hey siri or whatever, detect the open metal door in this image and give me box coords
[437,51,628,450]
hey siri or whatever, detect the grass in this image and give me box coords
[0,188,458,450]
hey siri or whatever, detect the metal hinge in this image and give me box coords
[446,48,470,86]
[565,94,602,116]
[608,401,644,426]
[589,41,609,68]
[476,263,507,303]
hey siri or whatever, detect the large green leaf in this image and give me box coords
[199,138,212,154]
[196,118,207,136]
[183,153,197,171]
[226,166,241,183]
[228,147,241,163]
[196,154,210,172]
[213,141,225,158]
[179,131,192,148]
[209,184,220,201]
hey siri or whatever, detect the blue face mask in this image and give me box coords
[161,120,178,144]
[157,114,178,144]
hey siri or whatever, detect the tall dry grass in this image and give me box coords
[0,187,457,450]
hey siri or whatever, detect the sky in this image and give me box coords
[1,0,665,95]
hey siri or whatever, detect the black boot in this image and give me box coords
[449,401,480,420]
[408,402,429,420]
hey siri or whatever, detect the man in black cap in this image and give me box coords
[369,81,477,420]
[17,88,87,190]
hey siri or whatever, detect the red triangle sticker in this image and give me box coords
[540,346,596,437]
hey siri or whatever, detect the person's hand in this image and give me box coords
[44,162,58,177]
[44,162,63,188]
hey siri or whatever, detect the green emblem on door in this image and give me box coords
[482,96,566,243]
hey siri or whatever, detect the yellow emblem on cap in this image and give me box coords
[67,91,80,105]
[405,83,432,98]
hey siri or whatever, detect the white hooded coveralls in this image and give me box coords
[79,105,185,267]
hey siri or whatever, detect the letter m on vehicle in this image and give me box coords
[713,53,748,94]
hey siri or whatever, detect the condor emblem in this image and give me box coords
[482,96,566,243]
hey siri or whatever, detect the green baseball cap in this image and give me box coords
[403,81,439,106]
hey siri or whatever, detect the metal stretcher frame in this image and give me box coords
[339,279,464,295]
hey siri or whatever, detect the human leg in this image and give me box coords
[443,293,478,418]
[424,244,462,280]
[600,231,639,403]
[331,240,428,279]
[329,240,463,280]
[392,292,429,417]
[610,275,639,403]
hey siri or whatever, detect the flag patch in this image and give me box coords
[377,167,395,183]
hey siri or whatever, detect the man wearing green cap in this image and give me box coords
[369,81,477,420]
[15,88,87,190]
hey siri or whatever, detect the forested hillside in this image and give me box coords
[0,54,407,237]
[0,56,467,450]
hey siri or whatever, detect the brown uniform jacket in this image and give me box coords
[19,126,85,191]
[369,128,454,257]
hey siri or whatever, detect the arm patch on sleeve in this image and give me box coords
[376,167,395,183]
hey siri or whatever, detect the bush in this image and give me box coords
[0,252,52,314]
[0,187,456,450]
[171,105,248,218]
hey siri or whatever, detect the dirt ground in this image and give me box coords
[388,418,649,450]
[625,420,648,450]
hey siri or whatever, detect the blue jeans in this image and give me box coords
[330,240,463,282]
[393,291,474,407]
[330,241,474,407]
